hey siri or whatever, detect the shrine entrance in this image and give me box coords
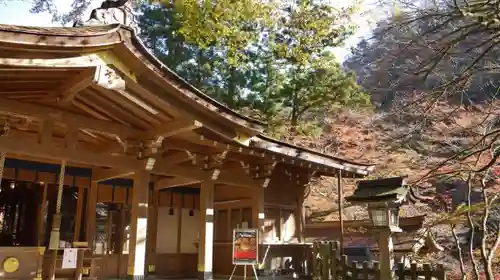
[94,202,131,278]
[0,180,39,247]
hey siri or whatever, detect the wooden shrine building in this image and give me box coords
[0,2,374,279]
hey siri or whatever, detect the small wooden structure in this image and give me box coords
[0,1,375,280]
[312,241,447,280]
[305,215,443,264]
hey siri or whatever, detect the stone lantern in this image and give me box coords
[346,176,418,280]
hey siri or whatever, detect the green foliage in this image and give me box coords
[138,0,369,134]
[171,0,273,66]
[272,0,357,64]
[263,0,369,128]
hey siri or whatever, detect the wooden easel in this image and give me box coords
[229,263,259,280]
[231,228,260,280]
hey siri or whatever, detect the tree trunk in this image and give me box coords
[450,224,467,280]
[227,66,237,108]
[196,49,204,88]
[290,73,299,134]
[290,107,298,134]
[467,173,480,279]
[480,181,494,280]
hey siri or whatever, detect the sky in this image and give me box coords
[0,0,383,62]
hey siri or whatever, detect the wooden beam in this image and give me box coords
[158,151,194,165]
[8,129,100,153]
[0,56,125,90]
[165,137,269,165]
[147,119,203,139]
[142,149,194,171]
[92,168,135,182]
[0,97,140,139]
[0,56,103,69]
[56,68,96,105]
[38,119,54,144]
[152,162,263,188]
[155,177,201,190]
[0,134,139,170]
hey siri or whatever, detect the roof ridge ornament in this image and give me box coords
[74,0,138,32]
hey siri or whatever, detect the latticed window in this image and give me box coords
[370,209,388,227]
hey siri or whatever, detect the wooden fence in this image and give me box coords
[312,241,447,280]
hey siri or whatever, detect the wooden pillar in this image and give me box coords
[127,171,150,280]
[37,182,48,246]
[197,181,214,280]
[146,187,158,276]
[295,193,304,243]
[85,181,98,245]
[117,205,127,278]
[252,186,265,243]
[176,193,183,253]
[377,230,395,280]
[73,187,85,242]
[337,170,344,253]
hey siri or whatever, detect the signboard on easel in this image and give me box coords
[232,228,258,265]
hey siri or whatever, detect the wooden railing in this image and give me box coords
[312,241,447,280]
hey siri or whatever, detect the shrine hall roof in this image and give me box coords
[0,23,375,177]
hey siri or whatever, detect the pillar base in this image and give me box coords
[198,271,213,280]
[127,275,145,280]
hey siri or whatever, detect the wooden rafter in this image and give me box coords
[0,97,140,139]
[83,86,153,129]
[146,119,203,140]
[49,68,96,105]
[91,86,163,127]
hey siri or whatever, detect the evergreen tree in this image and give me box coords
[268,0,370,129]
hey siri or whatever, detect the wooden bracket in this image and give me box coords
[141,136,165,171]
[200,149,229,172]
[249,162,277,180]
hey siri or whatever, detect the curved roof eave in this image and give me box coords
[251,135,375,176]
